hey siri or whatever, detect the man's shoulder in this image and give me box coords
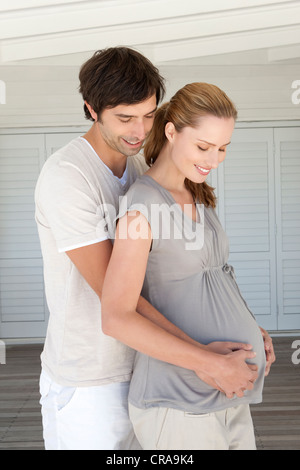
[40,137,103,182]
[46,137,86,166]
[36,137,95,196]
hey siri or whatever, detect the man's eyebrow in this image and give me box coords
[115,107,157,118]
[115,113,133,118]
[197,139,231,146]
[146,107,157,115]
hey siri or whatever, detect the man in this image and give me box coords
[35,47,164,450]
[35,47,274,450]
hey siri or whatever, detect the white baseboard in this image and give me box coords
[2,337,45,345]
[2,331,300,346]
[267,330,300,337]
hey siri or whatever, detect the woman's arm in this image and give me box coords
[101,211,258,399]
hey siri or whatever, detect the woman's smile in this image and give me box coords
[194,165,211,176]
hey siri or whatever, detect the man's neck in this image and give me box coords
[83,124,127,178]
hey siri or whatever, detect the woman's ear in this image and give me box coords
[165,122,176,143]
[84,101,98,121]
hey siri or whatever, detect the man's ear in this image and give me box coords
[165,122,176,142]
[84,101,98,121]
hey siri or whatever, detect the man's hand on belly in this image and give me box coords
[200,348,259,399]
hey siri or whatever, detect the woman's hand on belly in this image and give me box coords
[259,327,276,376]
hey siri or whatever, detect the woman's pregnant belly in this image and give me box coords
[137,267,266,412]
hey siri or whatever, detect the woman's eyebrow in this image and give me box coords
[197,139,231,146]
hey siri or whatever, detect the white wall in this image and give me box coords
[0,65,83,127]
[0,58,299,128]
[161,63,300,122]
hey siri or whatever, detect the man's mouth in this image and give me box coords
[122,138,143,148]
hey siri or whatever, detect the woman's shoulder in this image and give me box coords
[125,175,167,205]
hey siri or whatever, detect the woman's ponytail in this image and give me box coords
[144,102,169,167]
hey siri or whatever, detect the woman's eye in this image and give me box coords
[198,146,208,151]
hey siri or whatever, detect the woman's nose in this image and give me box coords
[209,150,220,169]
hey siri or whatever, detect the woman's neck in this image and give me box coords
[145,148,197,220]
[146,147,186,194]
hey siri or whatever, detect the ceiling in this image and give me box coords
[0,0,300,66]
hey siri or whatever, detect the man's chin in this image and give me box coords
[121,145,143,157]
[120,138,144,155]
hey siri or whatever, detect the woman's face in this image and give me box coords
[166,115,235,183]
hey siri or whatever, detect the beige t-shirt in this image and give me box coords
[35,137,147,387]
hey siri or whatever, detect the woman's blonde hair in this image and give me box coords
[144,82,238,208]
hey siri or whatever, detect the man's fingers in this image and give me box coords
[245,350,257,359]
[229,342,253,352]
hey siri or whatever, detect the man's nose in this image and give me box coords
[132,121,147,141]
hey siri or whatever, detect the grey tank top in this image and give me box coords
[119,174,265,413]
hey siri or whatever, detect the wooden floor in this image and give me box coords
[0,337,299,450]
[251,336,300,450]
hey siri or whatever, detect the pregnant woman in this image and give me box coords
[102,82,267,450]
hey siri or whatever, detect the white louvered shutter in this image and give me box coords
[219,128,277,330]
[0,132,84,338]
[0,134,48,337]
[275,128,300,330]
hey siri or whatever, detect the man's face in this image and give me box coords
[97,95,157,157]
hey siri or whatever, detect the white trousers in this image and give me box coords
[129,403,257,450]
[39,370,140,450]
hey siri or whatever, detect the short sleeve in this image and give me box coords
[118,182,162,244]
[35,161,108,252]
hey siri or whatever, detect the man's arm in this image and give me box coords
[67,212,258,398]
[66,239,252,354]
[66,238,257,394]
[66,239,113,299]
[66,239,200,343]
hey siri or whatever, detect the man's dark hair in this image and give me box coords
[79,47,165,121]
